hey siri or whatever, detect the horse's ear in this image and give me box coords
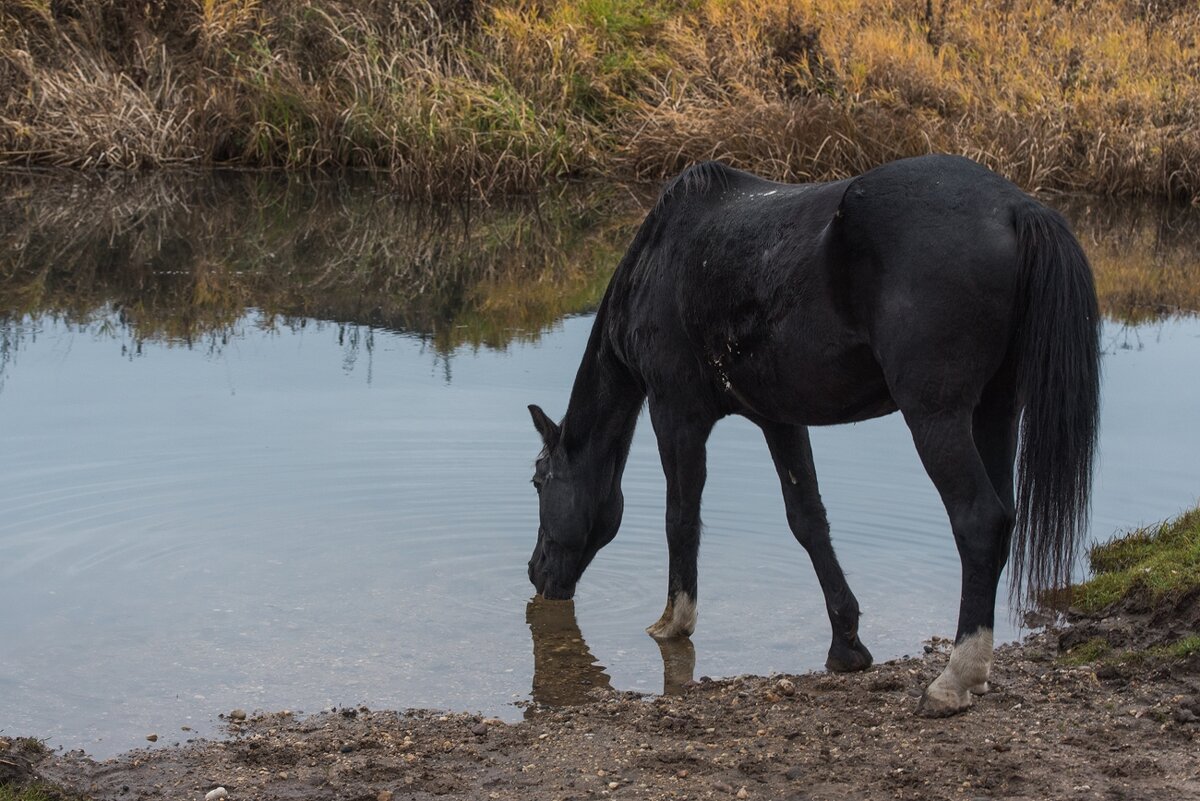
[528,404,560,449]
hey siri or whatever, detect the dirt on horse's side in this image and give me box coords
[12,625,1200,801]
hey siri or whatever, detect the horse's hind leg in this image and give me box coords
[646,402,714,640]
[964,384,1019,696]
[760,421,873,672]
[902,405,1016,717]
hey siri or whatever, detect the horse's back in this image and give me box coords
[613,155,1034,424]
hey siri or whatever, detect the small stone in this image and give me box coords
[472,723,489,736]
[676,769,689,779]
[712,780,733,793]
[737,788,750,799]
[1175,708,1197,724]
[339,743,355,753]
[229,709,247,722]
[608,781,620,789]
[785,766,804,780]
[146,734,158,742]
[277,772,288,780]
[377,791,394,801]
[204,789,228,801]
[775,678,796,697]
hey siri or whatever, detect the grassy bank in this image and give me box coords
[2,1,1198,199]
[1059,505,1200,670]
[1073,506,1200,616]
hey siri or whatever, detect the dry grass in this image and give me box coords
[0,1,1197,198]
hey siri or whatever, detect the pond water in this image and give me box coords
[1,174,1198,757]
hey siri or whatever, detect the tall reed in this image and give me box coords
[2,1,1198,199]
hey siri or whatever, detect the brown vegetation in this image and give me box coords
[2,1,1198,199]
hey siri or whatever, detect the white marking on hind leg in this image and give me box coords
[646,592,697,639]
[917,628,993,717]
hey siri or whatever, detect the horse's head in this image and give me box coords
[527,404,623,600]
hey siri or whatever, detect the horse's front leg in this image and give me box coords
[760,421,873,672]
[646,403,714,640]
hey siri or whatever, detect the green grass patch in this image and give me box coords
[1060,636,1112,666]
[1152,633,1200,662]
[0,784,60,801]
[1072,507,1200,615]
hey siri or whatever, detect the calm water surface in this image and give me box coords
[1,174,1198,756]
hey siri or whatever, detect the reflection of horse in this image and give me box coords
[526,598,611,708]
[526,155,1100,717]
[526,598,695,710]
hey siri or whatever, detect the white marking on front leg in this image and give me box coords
[646,592,697,639]
[918,628,993,717]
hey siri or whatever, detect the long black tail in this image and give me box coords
[1010,202,1102,607]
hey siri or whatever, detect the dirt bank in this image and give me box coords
[7,624,1199,801]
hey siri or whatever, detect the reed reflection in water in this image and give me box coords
[0,171,633,356]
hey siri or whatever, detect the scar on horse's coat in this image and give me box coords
[527,154,1100,717]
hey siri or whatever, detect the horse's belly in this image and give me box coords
[726,346,897,426]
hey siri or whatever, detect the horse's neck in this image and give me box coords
[560,311,643,481]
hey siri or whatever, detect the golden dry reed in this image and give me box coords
[1,1,1198,199]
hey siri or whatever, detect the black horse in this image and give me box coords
[527,155,1100,716]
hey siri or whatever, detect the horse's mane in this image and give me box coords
[654,161,731,213]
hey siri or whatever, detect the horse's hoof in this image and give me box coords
[646,620,692,640]
[825,637,873,673]
[915,685,973,717]
[645,594,696,640]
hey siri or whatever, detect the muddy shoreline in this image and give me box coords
[8,621,1199,801]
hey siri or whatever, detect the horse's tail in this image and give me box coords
[1009,201,1101,608]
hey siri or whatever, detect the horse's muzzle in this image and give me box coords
[528,545,576,600]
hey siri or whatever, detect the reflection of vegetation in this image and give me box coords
[0,171,632,357]
[1,172,1197,388]
[1057,197,1200,325]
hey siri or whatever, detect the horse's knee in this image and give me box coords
[786,509,829,549]
[951,500,1011,568]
